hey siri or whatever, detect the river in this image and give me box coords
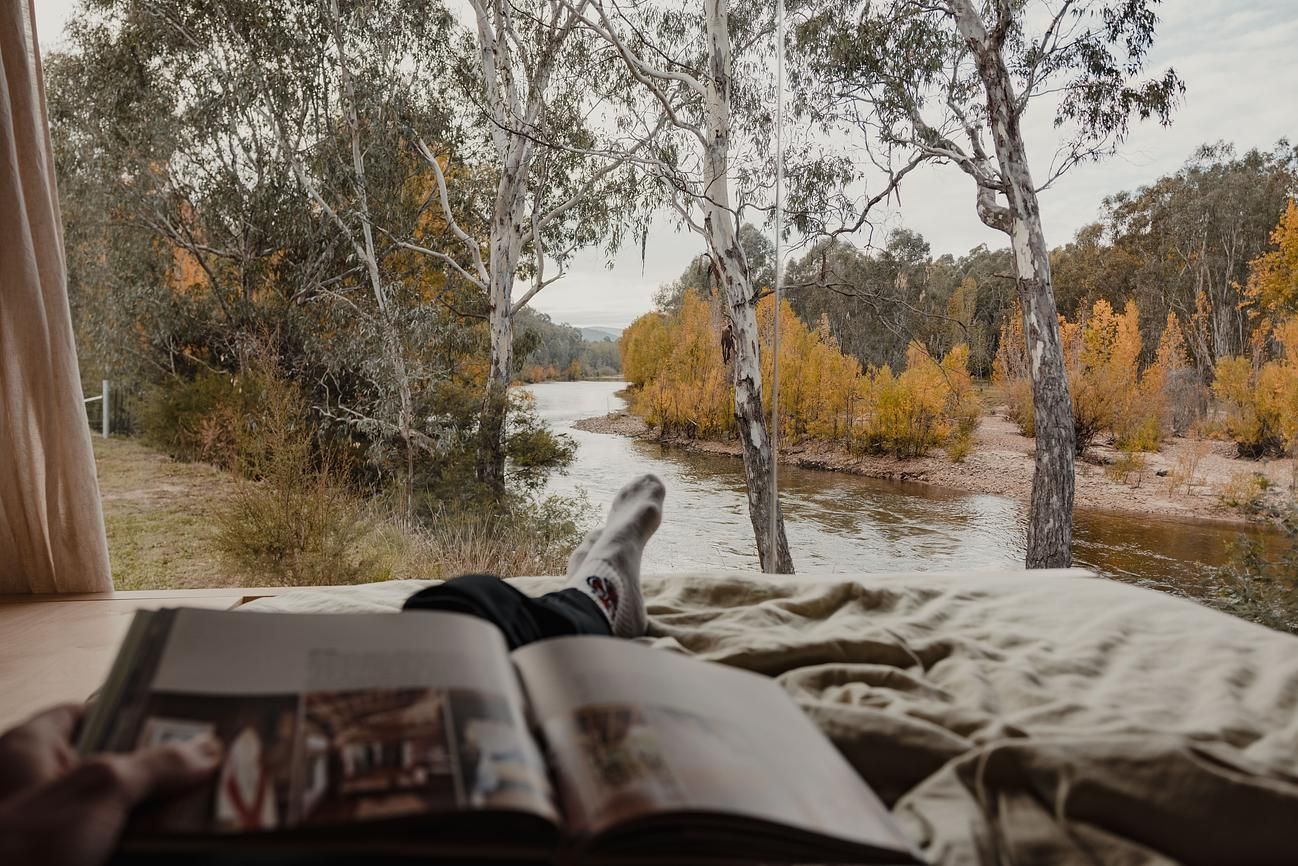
[528,380,1280,596]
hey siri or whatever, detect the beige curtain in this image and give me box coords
[0,0,112,592]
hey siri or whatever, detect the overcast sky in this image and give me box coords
[37,0,1298,328]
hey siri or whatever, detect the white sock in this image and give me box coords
[566,474,664,638]
[566,528,603,578]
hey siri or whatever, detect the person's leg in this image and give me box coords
[403,474,665,649]
[403,574,611,649]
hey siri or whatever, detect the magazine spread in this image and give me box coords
[514,636,913,861]
[79,607,920,864]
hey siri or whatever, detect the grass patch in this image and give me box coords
[95,436,590,589]
[95,436,240,589]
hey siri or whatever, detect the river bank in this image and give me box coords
[574,407,1296,527]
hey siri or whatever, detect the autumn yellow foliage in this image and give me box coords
[1210,204,1298,457]
[1246,198,1298,320]
[621,296,731,438]
[620,293,979,459]
[997,300,1190,453]
[1213,317,1298,457]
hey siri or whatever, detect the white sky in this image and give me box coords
[36,0,1298,328]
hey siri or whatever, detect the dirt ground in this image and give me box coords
[574,408,1297,526]
[94,436,244,589]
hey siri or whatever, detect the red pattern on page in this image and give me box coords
[224,771,270,830]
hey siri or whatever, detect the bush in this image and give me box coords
[1212,318,1298,458]
[396,493,593,579]
[996,302,1195,454]
[1164,439,1210,496]
[945,426,974,463]
[505,391,578,494]
[848,344,977,459]
[137,369,259,465]
[214,370,376,585]
[1105,450,1148,487]
[1219,471,1270,514]
[1002,378,1036,437]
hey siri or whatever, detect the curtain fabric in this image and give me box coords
[0,0,112,592]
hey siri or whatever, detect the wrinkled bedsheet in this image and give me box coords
[244,569,1298,865]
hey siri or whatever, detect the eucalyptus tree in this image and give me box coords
[77,0,462,512]
[569,0,794,572]
[51,0,500,508]
[795,0,1183,568]
[399,0,656,497]
[52,2,307,379]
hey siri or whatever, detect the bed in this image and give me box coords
[244,569,1298,865]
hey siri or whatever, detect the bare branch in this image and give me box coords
[412,137,492,286]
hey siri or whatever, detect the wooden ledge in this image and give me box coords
[0,586,328,730]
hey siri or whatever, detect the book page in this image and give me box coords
[513,637,910,854]
[109,609,557,833]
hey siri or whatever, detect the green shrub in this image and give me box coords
[1114,415,1164,453]
[945,426,974,463]
[213,370,376,585]
[137,369,259,465]
[1105,450,1148,487]
[216,460,375,586]
[395,493,593,579]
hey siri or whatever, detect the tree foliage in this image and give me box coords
[998,299,1191,454]
[48,0,577,517]
[621,291,979,459]
[514,309,622,381]
[1213,318,1298,459]
[1247,198,1298,322]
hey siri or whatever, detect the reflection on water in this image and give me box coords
[527,380,1283,596]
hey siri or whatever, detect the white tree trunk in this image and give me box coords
[329,0,417,515]
[478,140,531,492]
[953,0,1075,568]
[467,0,577,497]
[703,0,793,572]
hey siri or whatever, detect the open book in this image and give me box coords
[80,608,921,864]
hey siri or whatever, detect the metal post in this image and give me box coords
[101,379,110,439]
[767,0,785,574]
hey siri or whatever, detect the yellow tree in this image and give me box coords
[1247,199,1298,321]
[620,313,672,388]
[1142,313,1193,436]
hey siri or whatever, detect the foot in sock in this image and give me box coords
[565,528,603,578]
[566,474,665,638]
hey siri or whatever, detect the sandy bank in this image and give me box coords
[573,409,1295,527]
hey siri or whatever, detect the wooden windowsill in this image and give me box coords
[0,586,336,731]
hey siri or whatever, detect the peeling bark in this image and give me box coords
[703,0,793,573]
[465,0,541,494]
[952,0,1075,568]
[477,141,532,492]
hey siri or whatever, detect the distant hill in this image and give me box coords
[580,326,623,343]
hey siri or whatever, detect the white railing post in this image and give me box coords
[101,379,110,439]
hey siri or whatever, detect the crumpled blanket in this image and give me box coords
[244,569,1298,865]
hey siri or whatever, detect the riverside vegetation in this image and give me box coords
[44,0,1296,614]
[616,193,1298,631]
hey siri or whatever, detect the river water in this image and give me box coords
[528,380,1279,596]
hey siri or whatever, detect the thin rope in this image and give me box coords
[767,0,785,573]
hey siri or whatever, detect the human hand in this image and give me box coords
[0,704,222,866]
